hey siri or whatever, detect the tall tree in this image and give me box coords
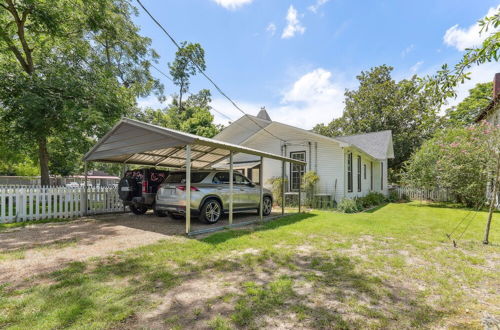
[314,65,442,179]
[168,42,206,109]
[137,89,221,138]
[0,0,161,184]
[445,82,493,126]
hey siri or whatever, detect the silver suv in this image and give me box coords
[155,170,273,224]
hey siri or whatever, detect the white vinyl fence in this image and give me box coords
[393,186,455,202]
[0,186,124,223]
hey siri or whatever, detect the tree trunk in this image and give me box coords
[38,136,50,186]
[483,154,500,245]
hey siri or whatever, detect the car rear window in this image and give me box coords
[165,172,210,184]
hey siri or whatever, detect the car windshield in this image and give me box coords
[165,172,210,184]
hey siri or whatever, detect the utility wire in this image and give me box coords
[148,63,254,130]
[135,0,285,143]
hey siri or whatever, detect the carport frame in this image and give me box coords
[83,118,306,235]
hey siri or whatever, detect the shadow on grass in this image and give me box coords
[407,201,497,213]
[201,212,316,245]
[363,203,390,213]
[125,250,450,329]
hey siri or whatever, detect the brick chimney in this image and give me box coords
[494,73,500,98]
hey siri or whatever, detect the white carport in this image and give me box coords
[83,118,306,234]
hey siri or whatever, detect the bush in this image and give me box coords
[267,176,288,206]
[358,192,386,208]
[302,171,320,207]
[386,190,399,203]
[338,198,361,213]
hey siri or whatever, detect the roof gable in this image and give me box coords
[336,130,394,160]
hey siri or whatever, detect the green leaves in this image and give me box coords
[313,65,442,179]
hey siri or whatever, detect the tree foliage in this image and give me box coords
[0,0,161,182]
[168,42,206,109]
[314,65,442,179]
[137,89,221,138]
[445,82,493,127]
[403,122,500,207]
[425,7,500,101]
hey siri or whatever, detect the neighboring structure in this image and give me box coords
[0,171,119,187]
[214,108,394,201]
[476,73,500,124]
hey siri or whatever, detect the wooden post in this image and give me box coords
[229,151,234,225]
[83,162,88,216]
[281,161,285,216]
[259,156,264,221]
[122,163,126,213]
[484,153,500,244]
[185,145,191,234]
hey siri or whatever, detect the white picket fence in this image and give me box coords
[0,186,124,223]
[393,186,455,202]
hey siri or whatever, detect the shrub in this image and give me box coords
[359,192,386,208]
[267,176,288,206]
[338,198,361,213]
[386,190,399,203]
[302,171,320,207]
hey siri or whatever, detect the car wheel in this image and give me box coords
[199,199,222,224]
[262,196,272,216]
[130,205,148,215]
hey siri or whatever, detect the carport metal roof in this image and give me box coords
[83,118,306,167]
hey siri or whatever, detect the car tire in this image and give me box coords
[260,196,272,216]
[199,198,222,224]
[130,205,148,215]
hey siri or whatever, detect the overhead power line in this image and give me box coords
[149,63,240,125]
[135,0,285,143]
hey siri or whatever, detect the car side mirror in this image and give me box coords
[248,182,255,187]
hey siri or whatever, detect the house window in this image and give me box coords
[347,152,353,193]
[380,161,384,190]
[364,164,367,180]
[290,151,306,191]
[370,162,373,190]
[357,156,362,192]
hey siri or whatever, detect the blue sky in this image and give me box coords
[134,0,500,129]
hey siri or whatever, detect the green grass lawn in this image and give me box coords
[0,202,498,329]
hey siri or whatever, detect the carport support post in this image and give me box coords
[298,164,302,213]
[83,161,88,216]
[185,145,191,234]
[259,156,264,221]
[281,161,285,216]
[229,151,234,225]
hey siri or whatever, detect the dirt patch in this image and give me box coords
[0,212,281,286]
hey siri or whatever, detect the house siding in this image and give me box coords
[221,124,347,202]
[215,119,392,201]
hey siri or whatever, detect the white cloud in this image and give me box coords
[401,44,414,57]
[446,62,500,109]
[308,0,330,13]
[276,68,347,128]
[444,5,500,51]
[281,5,306,39]
[409,61,424,74]
[266,23,276,36]
[212,0,253,10]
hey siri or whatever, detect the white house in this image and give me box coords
[214,108,394,202]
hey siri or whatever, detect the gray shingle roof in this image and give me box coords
[336,130,394,160]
